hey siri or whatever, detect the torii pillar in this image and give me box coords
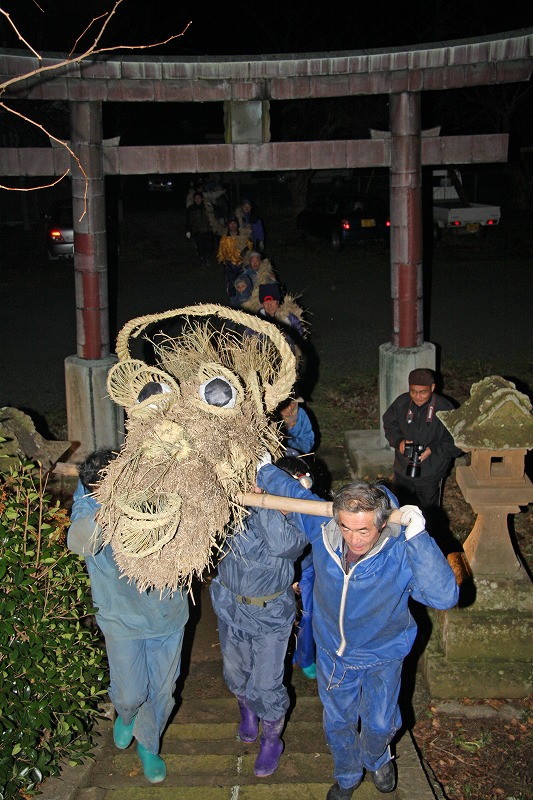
[345,92,436,475]
[64,101,124,463]
[379,92,436,445]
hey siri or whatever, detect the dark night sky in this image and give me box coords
[1,1,533,57]
[1,2,533,152]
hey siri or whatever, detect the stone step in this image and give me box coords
[171,695,324,726]
[108,751,334,785]
[78,783,380,799]
[80,711,408,799]
[164,722,325,751]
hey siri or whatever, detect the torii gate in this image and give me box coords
[1,29,532,460]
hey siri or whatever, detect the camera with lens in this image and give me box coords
[404,441,425,479]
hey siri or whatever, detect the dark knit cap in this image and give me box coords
[408,368,435,386]
[259,282,281,303]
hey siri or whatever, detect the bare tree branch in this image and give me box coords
[0,101,88,211]
[0,8,42,59]
[0,1,192,205]
[69,11,110,59]
[0,171,70,192]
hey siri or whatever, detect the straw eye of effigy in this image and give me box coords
[199,375,238,409]
[136,380,172,406]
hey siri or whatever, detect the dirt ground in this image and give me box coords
[2,189,533,800]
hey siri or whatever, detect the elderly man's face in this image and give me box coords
[250,255,261,270]
[337,510,381,557]
[409,383,435,407]
[262,298,279,316]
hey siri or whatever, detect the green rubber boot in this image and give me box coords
[302,662,317,679]
[137,742,167,784]
[113,715,136,749]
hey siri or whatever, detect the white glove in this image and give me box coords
[400,505,426,540]
[186,231,191,239]
[256,452,272,473]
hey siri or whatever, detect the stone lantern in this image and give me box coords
[420,376,533,699]
[438,375,533,578]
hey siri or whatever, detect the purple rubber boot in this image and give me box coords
[254,717,284,777]
[236,695,259,742]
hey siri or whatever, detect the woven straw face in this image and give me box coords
[95,308,295,593]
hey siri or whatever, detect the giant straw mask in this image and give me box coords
[95,304,296,592]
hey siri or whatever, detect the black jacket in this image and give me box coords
[383,392,462,480]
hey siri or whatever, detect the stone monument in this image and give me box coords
[421,376,533,698]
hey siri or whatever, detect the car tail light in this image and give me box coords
[386,220,391,227]
[50,229,64,241]
[486,218,498,226]
[341,219,350,231]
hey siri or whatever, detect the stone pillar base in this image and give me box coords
[65,355,124,463]
[344,429,394,482]
[421,578,533,699]
[378,341,436,448]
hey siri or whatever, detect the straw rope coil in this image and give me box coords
[115,304,296,412]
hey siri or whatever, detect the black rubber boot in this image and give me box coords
[326,779,362,800]
[369,759,396,793]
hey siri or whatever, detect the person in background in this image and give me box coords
[236,197,265,252]
[185,190,214,268]
[68,450,189,785]
[382,368,462,544]
[276,400,317,680]
[231,273,253,309]
[243,251,264,287]
[275,455,318,682]
[279,396,315,457]
[258,282,305,353]
[255,464,459,799]
[217,215,253,301]
[209,458,308,778]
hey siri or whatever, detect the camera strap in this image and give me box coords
[406,394,436,425]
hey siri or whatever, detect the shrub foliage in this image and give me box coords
[0,461,107,799]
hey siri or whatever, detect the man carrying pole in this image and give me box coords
[251,466,459,799]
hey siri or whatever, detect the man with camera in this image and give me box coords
[382,368,462,514]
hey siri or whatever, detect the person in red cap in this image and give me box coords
[258,282,305,353]
[382,368,462,525]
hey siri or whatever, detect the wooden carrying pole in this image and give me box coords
[237,495,470,584]
[236,493,404,524]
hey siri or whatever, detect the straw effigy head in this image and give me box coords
[94,304,296,593]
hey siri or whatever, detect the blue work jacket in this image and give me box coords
[257,465,459,666]
[210,505,307,635]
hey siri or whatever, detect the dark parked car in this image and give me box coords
[297,194,390,251]
[44,200,74,260]
[147,175,174,192]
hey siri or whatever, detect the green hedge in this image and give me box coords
[0,461,107,799]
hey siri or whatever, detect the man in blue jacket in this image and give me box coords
[256,464,459,799]
[68,450,189,785]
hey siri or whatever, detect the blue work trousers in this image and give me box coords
[317,653,402,788]
[217,617,291,721]
[293,563,316,669]
[105,629,185,754]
